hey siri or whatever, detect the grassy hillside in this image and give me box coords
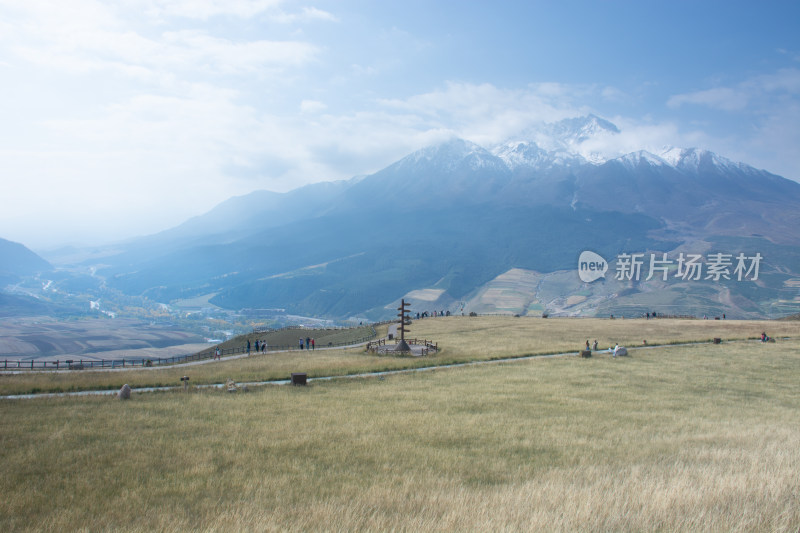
[102,206,668,319]
[2,317,796,396]
[1,324,798,531]
[198,325,379,354]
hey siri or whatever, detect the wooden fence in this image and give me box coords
[2,326,379,371]
[366,338,438,355]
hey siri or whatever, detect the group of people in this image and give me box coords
[299,337,316,350]
[243,339,269,356]
[584,339,626,357]
[416,310,451,319]
[214,335,320,360]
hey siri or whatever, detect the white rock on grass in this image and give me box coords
[118,384,131,400]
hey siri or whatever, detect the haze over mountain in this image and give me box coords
[18,116,800,320]
[0,238,52,280]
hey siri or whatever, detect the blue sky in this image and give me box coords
[1,0,799,248]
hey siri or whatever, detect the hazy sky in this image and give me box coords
[2,1,799,249]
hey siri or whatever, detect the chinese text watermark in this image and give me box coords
[579,251,762,282]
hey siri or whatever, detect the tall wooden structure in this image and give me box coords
[395,299,411,353]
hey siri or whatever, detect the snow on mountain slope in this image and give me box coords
[659,147,741,172]
[494,114,622,168]
[403,138,502,172]
[492,140,585,170]
[614,150,672,170]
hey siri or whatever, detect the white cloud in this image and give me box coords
[300,99,327,113]
[668,87,749,111]
[665,68,800,179]
[160,30,319,73]
[0,73,753,247]
[300,6,338,22]
[139,0,283,20]
[8,12,318,81]
[668,68,800,111]
[272,6,339,23]
[1,0,798,248]
[378,81,591,147]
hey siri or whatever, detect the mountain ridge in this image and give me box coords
[20,115,800,320]
[0,238,52,280]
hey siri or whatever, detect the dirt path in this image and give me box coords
[3,338,757,400]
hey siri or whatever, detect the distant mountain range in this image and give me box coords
[13,115,800,320]
[0,238,51,282]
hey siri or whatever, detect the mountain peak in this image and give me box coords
[505,114,621,164]
[0,237,52,276]
[491,139,585,170]
[411,137,484,160]
[399,137,504,173]
[614,150,670,169]
[659,147,739,172]
[550,114,621,142]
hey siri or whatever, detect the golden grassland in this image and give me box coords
[0,318,799,531]
[1,317,797,396]
[1,343,798,531]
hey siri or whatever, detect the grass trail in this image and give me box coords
[1,317,796,396]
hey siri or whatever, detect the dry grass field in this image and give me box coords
[0,317,205,360]
[2,317,796,396]
[1,317,799,531]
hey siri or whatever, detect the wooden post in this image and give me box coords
[397,299,410,342]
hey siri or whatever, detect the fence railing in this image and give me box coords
[2,326,379,371]
[366,337,438,355]
[1,345,250,371]
[253,322,391,334]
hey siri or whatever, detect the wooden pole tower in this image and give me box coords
[395,299,411,353]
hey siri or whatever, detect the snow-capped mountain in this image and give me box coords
[492,140,585,170]
[613,150,673,170]
[658,146,746,174]
[498,114,621,166]
[541,113,620,148]
[37,114,800,321]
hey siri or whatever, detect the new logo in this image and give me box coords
[578,251,608,283]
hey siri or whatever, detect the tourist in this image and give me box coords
[311,338,315,350]
[299,338,304,350]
